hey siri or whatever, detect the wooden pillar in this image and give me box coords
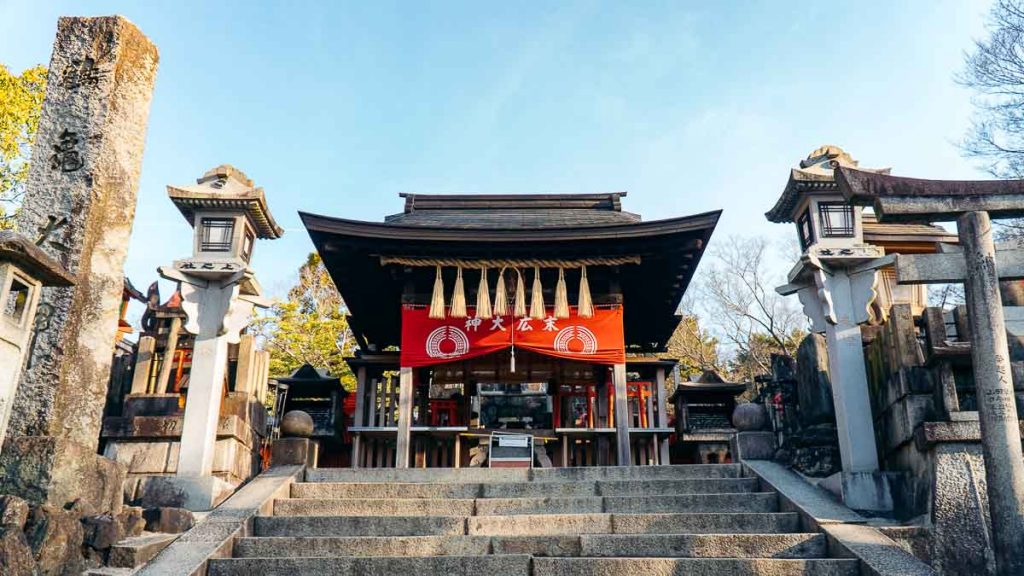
[351,367,367,468]
[960,211,1024,575]
[612,364,630,466]
[130,336,156,394]
[655,367,670,465]
[395,367,414,468]
[153,317,183,394]
[233,333,256,395]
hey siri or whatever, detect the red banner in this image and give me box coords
[400,306,625,367]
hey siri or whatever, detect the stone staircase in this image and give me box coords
[207,464,859,575]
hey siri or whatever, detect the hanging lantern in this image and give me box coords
[429,265,446,319]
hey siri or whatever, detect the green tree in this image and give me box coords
[0,63,47,230]
[254,253,358,390]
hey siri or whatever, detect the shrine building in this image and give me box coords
[301,193,720,468]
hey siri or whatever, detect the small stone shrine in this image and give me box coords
[668,370,746,464]
[273,364,349,467]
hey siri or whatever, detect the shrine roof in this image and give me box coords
[385,192,641,228]
[300,193,721,353]
[0,231,75,286]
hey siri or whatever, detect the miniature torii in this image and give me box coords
[837,166,1024,576]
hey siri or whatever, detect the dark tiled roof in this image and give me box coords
[386,192,640,229]
[385,208,641,228]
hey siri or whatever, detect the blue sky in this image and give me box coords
[1,1,993,305]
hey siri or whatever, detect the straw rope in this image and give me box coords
[380,256,641,268]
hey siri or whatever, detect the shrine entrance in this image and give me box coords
[347,347,674,468]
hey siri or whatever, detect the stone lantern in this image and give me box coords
[157,165,282,509]
[766,145,894,512]
[0,231,74,450]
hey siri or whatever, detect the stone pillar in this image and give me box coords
[612,363,630,466]
[0,16,158,512]
[153,316,181,394]
[234,333,256,395]
[130,335,156,394]
[960,211,1024,576]
[822,270,879,474]
[395,367,413,468]
[176,283,242,478]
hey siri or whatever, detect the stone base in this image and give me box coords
[102,412,265,490]
[0,435,125,513]
[136,475,233,512]
[122,394,182,418]
[821,471,894,512]
[731,431,776,461]
[271,437,318,467]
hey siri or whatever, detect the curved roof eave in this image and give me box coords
[299,210,722,243]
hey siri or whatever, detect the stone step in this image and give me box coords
[232,533,827,559]
[595,478,759,496]
[288,477,760,499]
[530,464,742,482]
[602,493,778,514]
[255,512,801,538]
[274,493,778,517]
[305,467,530,484]
[532,558,860,576]
[207,555,532,576]
[468,512,800,536]
[255,515,467,537]
[304,464,741,484]
[274,498,477,517]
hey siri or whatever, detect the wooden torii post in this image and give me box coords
[837,167,1024,576]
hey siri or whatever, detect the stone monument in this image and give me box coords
[155,165,281,509]
[766,146,894,511]
[0,16,159,513]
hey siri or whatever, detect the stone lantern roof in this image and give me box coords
[765,145,890,223]
[167,164,284,239]
[0,231,75,286]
